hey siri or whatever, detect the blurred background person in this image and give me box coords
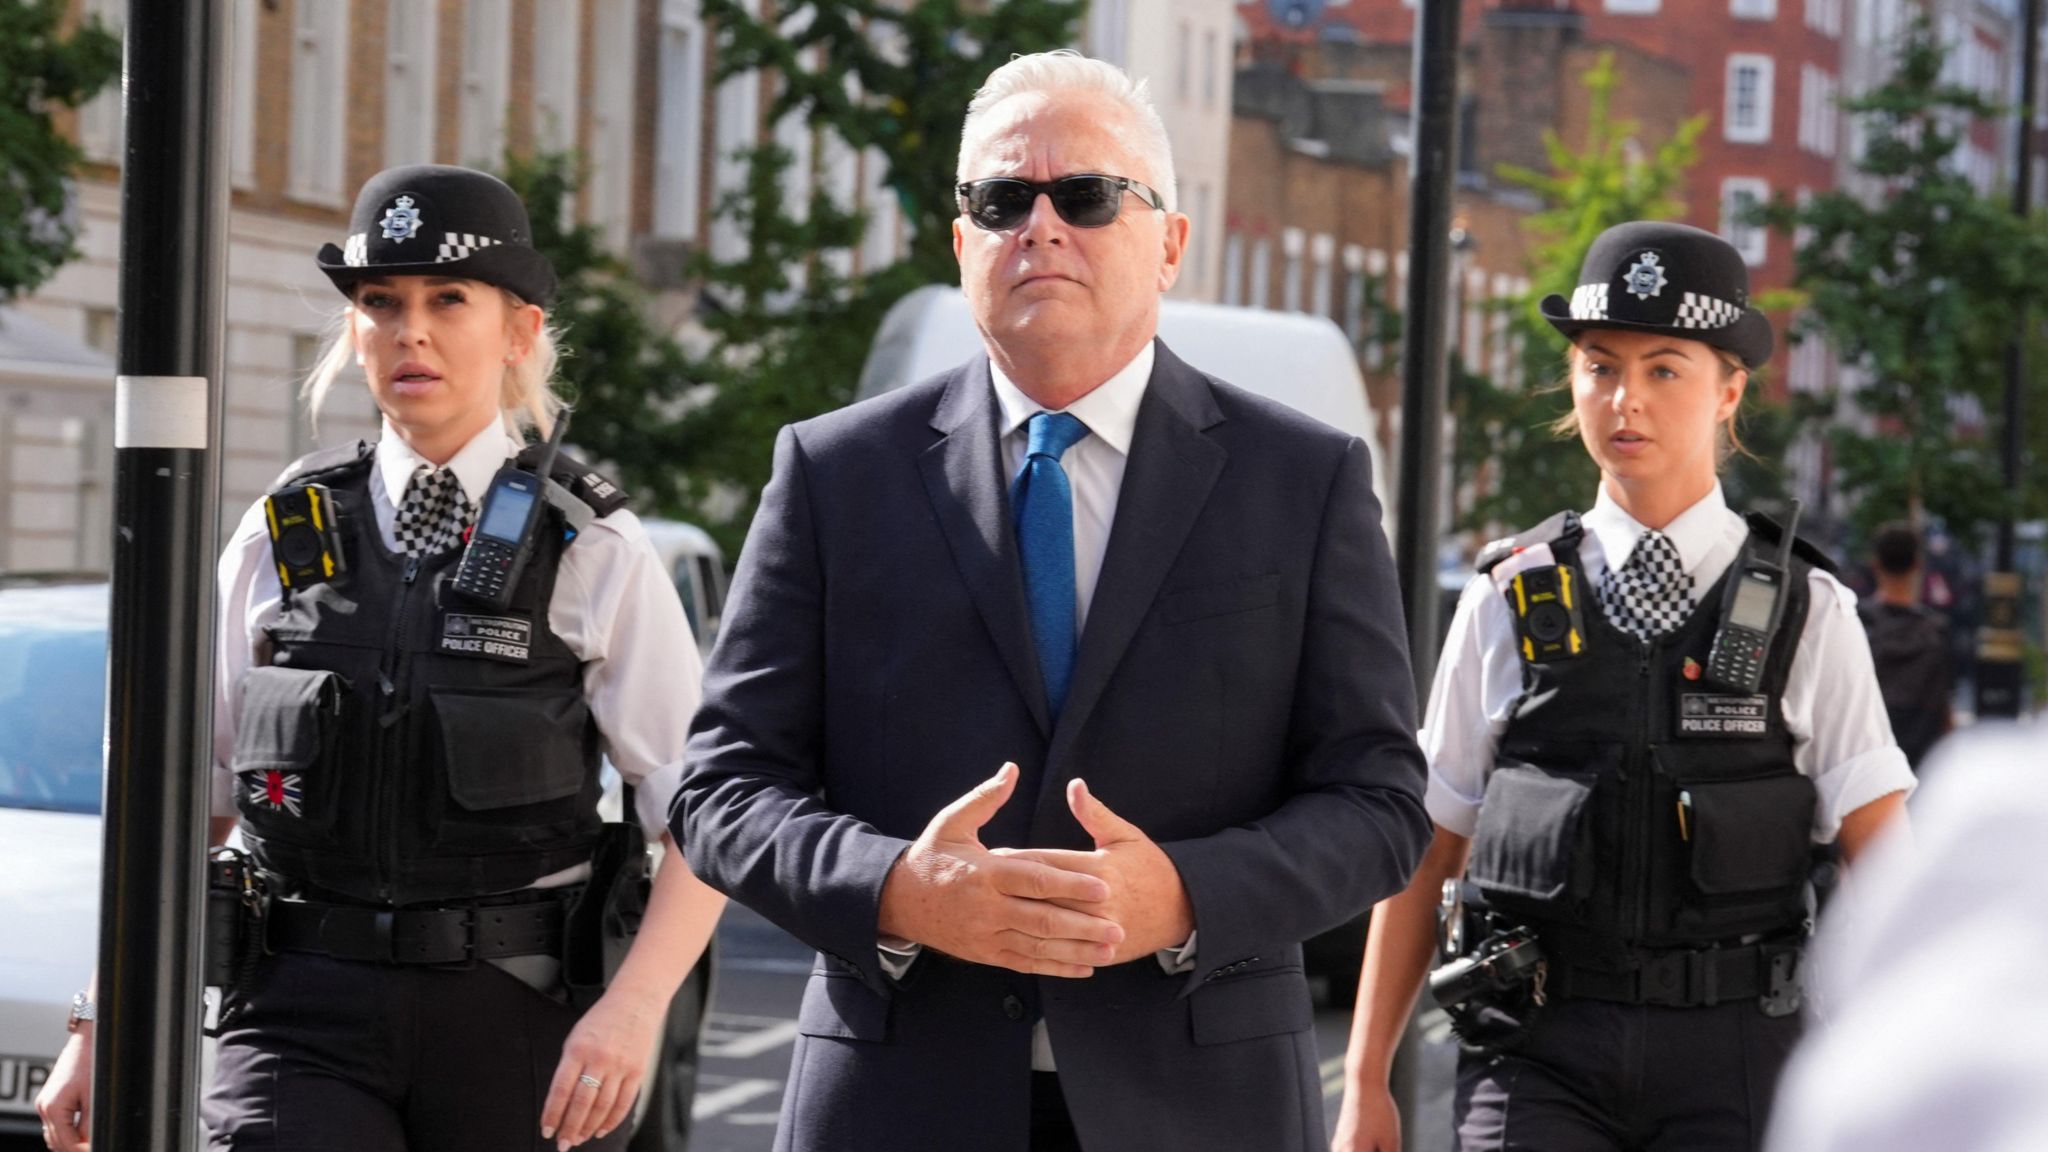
[1858,521,1955,769]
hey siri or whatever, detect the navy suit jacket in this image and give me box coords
[674,341,1430,1152]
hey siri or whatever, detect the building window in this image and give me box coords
[589,0,635,250]
[386,0,438,168]
[1089,0,1128,68]
[1310,233,1335,318]
[1249,237,1271,311]
[83,308,117,355]
[231,0,258,186]
[532,0,581,157]
[1202,28,1218,109]
[1725,54,1775,144]
[288,0,348,205]
[1804,0,1841,36]
[1799,65,1838,157]
[1176,20,1191,104]
[1604,0,1660,12]
[711,1,763,263]
[1280,228,1304,313]
[1731,0,1776,19]
[1720,178,1770,267]
[654,0,704,241]
[1222,232,1244,307]
[77,0,124,163]
[459,0,510,166]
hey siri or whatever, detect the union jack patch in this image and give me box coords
[250,769,305,818]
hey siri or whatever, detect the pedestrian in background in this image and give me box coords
[36,164,725,1152]
[674,50,1429,1152]
[1858,521,1955,768]
[1333,221,1913,1152]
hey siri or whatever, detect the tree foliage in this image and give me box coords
[1761,12,2048,542]
[0,0,120,300]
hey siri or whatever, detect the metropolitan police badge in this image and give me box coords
[380,194,424,243]
[1623,251,1668,301]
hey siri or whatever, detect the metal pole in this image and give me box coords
[94,0,230,1148]
[1396,0,1463,696]
[1977,0,2038,719]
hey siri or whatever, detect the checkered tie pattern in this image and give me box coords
[1598,530,1694,640]
[393,465,474,558]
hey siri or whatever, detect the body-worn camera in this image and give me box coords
[265,483,347,591]
[1508,562,1587,664]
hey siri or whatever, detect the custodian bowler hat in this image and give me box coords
[316,164,557,306]
[1538,220,1774,369]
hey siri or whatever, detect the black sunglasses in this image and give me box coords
[955,174,1168,231]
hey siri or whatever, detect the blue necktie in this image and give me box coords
[1013,412,1090,719]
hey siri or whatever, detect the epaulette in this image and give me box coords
[1476,510,1585,575]
[1743,511,1839,577]
[271,440,373,490]
[516,443,630,519]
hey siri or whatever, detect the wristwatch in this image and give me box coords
[66,990,96,1033]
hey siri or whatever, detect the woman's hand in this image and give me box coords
[538,982,667,1151]
[1330,1082,1402,1152]
[35,1030,93,1152]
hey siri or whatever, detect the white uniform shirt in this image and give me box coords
[1422,483,1915,843]
[210,420,703,855]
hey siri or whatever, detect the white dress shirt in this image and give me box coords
[209,420,703,860]
[1421,483,1915,843]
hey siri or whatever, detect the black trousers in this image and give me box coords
[1031,1072,1085,1152]
[203,951,627,1151]
[1454,997,1803,1152]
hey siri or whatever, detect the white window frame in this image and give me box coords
[711,0,763,263]
[588,0,635,250]
[1604,0,1661,12]
[78,0,125,163]
[1310,233,1335,319]
[459,0,511,167]
[532,0,582,158]
[230,0,258,187]
[1249,237,1271,312]
[1175,20,1191,104]
[1202,28,1218,110]
[1720,177,1770,267]
[385,0,439,169]
[1089,0,1129,68]
[1221,232,1244,307]
[653,0,704,241]
[287,1,348,206]
[1725,54,1775,144]
[1280,227,1305,314]
[1731,0,1776,20]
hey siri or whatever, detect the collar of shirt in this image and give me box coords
[1582,481,1733,580]
[988,340,1154,456]
[374,418,522,510]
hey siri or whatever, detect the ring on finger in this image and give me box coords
[577,1073,603,1089]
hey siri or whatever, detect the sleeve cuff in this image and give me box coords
[1813,744,1917,842]
[877,936,922,982]
[1155,930,1198,974]
[1424,771,1482,838]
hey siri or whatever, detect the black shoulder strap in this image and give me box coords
[1477,510,1585,575]
[515,444,630,519]
[1742,510,1839,578]
[271,440,372,490]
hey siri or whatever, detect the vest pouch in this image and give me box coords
[1681,774,1816,925]
[230,665,350,847]
[1467,765,1597,916]
[428,685,593,851]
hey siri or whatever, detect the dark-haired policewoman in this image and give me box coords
[35,165,725,1152]
[1332,222,1914,1152]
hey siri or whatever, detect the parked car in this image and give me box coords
[0,572,712,1149]
[642,518,728,658]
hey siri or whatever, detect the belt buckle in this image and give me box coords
[444,906,481,970]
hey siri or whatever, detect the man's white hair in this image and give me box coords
[958,50,1178,212]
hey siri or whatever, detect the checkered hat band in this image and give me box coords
[1570,283,1609,321]
[1597,531,1695,641]
[393,466,475,559]
[344,234,368,267]
[436,233,503,263]
[1674,291,1743,330]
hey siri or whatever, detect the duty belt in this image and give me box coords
[268,893,566,965]
[1546,940,1803,1012]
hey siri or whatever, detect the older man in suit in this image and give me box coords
[674,50,1430,1152]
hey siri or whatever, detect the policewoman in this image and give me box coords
[1331,221,1914,1152]
[36,165,725,1152]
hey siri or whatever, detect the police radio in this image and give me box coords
[1706,499,1802,693]
[264,483,347,591]
[451,411,570,610]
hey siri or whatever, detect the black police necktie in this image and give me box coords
[393,465,474,558]
[1599,530,1693,641]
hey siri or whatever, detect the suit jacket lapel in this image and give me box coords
[917,359,1052,736]
[1037,342,1227,815]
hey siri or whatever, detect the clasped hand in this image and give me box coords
[877,764,1194,977]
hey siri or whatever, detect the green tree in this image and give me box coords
[1762,12,2048,542]
[638,0,1084,555]
[0,0,120,300]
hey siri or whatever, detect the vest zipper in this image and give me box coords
[372,553,423,901]
[1625,639,1655,943]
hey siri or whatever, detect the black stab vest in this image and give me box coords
[1465,512,1821,965]
[230,441,621,905]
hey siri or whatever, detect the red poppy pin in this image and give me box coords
[1682,657,1703,682]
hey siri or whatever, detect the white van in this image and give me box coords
[855,285,1390,530]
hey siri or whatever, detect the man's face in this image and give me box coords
[953,90,1188,370]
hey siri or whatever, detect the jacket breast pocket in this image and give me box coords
[1160,573,1281,625]
[231,665,349,846]
[429,686,592,847]
[1189,967,1313,1046]
[796,972,891,1043]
